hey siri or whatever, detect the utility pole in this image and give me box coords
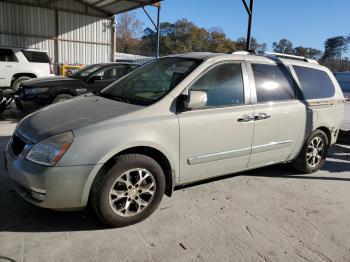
[242,0,254,51]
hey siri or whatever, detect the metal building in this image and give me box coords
[0,0,161,68]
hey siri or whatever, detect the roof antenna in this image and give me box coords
[242,0,254,51]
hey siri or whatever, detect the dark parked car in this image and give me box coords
[16,62,140,112]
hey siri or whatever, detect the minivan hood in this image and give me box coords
[16,94,143,143]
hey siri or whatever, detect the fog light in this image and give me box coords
[30,188,46,201]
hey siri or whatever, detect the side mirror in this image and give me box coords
[87,75,102,83]
[184,91,207,110]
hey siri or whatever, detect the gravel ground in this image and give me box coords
[0,121,350,262]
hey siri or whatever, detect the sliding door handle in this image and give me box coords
[254,113,270,120]
[237,115,254,122]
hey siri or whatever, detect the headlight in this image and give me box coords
[25,87,49,95]
[26,131,74,166]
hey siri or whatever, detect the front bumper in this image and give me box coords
[14,96,45,113]
[5,145,99,210]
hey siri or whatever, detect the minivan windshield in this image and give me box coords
[99,58,201,106]
[70,64,105,79]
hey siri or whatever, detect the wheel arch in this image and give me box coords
[115,146,174,197]
[316,126,332,144]
[49,91,76,104]
[11,73,37,86]
[84,145,176,207]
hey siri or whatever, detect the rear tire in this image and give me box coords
[91,154,165,227]
[292,130,329,173]
[52,94,74,103]
[12,76,31,92]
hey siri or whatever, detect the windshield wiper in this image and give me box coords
[93,91,129,103]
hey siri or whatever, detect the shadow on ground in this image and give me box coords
[0,135,349,233]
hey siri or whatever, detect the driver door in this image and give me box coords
[178,62,254,182]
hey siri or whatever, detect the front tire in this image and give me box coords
[292,130,329,173]
[12,76,31,92]
[91,154,165,227]
[52,94,74,103]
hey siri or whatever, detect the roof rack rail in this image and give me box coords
[232,50,319,64]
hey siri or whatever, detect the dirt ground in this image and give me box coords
[1,120,350,262]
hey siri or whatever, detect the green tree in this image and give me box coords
[293,46,323,60]
[320,35,350,71]
[235,37,266,52]
[272,39,294,54]
[322,36,350,60]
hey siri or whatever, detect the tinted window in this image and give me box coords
[190,63,244,107]
[71,64,104,79]
[21,50,50,63]
[95,65,136,80]
[0,48,17,62]
[294,66,335,99]
[252,64,295,103]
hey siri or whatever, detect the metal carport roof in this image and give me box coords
[80,0,162,16]
[2,0,161,17]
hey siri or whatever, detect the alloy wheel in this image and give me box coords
[108,168,156,217]
[306,136,324,168]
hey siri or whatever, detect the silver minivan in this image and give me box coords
[5,52,345,227]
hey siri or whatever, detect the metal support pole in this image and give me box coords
[242,0,254,51]
[54,9,59,74]
[111,16,116,62]
[156,5,161,58]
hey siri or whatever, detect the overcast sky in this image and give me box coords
[132,0,350,54]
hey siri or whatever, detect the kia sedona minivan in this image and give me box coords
[5,51,345,227]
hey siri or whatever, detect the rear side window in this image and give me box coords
[294,66,335,99]
[0,48,17,62]
[252,64,295,103]
[190,63,244,107]
[21,50,50,63]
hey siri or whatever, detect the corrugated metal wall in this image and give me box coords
[58,12,111,64]
[0,0,112,66]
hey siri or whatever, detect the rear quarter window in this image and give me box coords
[0,48,17,62]
[294,66,335,99]
[21,50,50,63]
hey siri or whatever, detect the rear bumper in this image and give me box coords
[5,144,101,210]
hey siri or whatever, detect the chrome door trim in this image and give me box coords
[251,140,294,154]
[188,140,293,165]
[188,147,251,165]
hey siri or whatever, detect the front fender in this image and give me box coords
[80,141,177,207]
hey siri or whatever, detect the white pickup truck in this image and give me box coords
[0,47,54,91]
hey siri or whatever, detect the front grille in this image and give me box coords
[11,133,26,156]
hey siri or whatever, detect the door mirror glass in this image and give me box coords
[185,91,207,109]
